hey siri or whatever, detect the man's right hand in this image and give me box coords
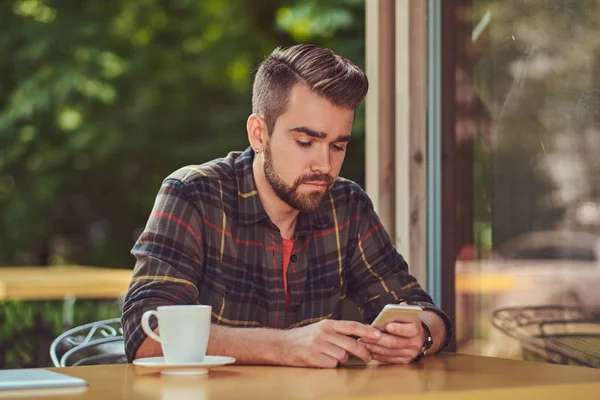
[278,319,381,368]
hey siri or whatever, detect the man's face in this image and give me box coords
[263,84,354,212]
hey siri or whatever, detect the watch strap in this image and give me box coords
[414,321,433,361]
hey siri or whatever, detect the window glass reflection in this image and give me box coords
[453,0,600,368]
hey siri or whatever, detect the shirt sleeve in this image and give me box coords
[121,178,204,361]
[346,193,453,351]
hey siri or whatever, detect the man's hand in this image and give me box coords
[361,321,424,365]
[279,320,382,368]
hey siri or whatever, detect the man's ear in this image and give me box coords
[247,114,268,153]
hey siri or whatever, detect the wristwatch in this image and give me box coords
[414,321,433,361]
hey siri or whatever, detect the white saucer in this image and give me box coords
[133,356,236,376]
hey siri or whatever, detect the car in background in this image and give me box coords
[492,230,600,263]
[489,230,600,309]
[457,230,600,309]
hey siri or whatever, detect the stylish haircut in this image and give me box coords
[252,44,369,134]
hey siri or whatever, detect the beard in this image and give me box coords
[263,144,334,212]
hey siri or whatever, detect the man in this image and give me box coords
[122,44,452,368]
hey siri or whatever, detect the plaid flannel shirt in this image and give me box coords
[122,147,453,361]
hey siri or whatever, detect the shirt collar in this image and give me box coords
[234,147,334,234]
[234,147,268,225]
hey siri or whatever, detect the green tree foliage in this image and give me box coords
[0,0,365,268]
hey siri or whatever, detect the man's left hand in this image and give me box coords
[361,321,424,365]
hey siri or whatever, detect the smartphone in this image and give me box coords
[370,304,423,331]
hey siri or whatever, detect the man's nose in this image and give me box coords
[310,146,332,174]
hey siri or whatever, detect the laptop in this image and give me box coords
[0,369,87,391]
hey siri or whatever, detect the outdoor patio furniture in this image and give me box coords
[49,318,126,367]
[491,305,600,368]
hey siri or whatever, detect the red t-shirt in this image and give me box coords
[282,238,294,310]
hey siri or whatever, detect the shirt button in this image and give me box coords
[290,254,298,263]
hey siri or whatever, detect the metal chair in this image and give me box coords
[49,318,127,367]
[491,306,600,368]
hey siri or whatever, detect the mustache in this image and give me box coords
[296,174,334,185]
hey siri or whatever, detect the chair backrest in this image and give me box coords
[49,318,126,367]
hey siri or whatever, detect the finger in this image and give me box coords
[373,355,413,365]
[319,340,349,364]
[364,343,415,358]
[331,320,381,340]
[324,332,372,363]
[385,322,420,338]
[363,331,414,349]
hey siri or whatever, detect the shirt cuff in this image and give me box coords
[122,305,160,362]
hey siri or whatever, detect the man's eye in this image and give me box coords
[296,141,313,148]
[332,144,346,152]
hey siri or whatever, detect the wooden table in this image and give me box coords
[0,265,132,300]
[2,353,600,400]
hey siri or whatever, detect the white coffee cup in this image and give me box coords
[141,305,212,364]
